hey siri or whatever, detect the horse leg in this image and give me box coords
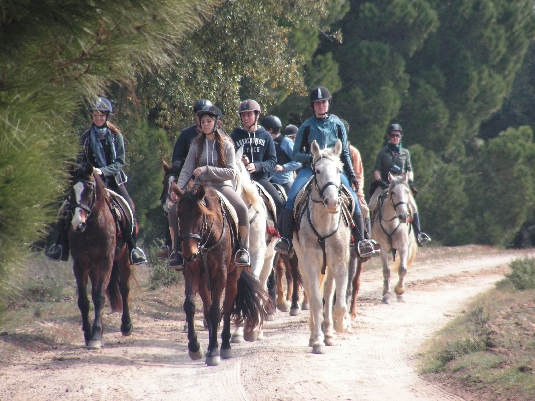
[381,250,392,304]
[118,255,133,336]
[266,268,276,320]
[349,257,364,320]
[275,254,290,312]
[87,262,111,349]
[332,257,350,335]
[203,287,221,366]
[302,264,325,354]
[322,269,336,346]
[346,247,358,305]
[74,262,91,346]
[221,267,240,359]
[289,254,301,316]
[394,246,409,302]
[184,270,203,360]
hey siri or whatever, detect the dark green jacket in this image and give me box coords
[374,145,412,182]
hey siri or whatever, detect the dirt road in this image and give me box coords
[1,246,532,401]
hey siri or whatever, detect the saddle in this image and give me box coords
[105,189,134,240]
[216,191,240,247]
[254,182,279,236]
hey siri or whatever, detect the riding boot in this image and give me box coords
[168,207,184,269]
[412,212,431,246]
[129,224,148,265]
[45,218,70,261]
[235,225,250,266]
[156,228,172,260]
[274,208,295,256]
[352,211,376,258]
[364,217,381,253]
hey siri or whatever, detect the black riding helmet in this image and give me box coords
[196,105,223,121]
[262,115,282,131]
[283,124,298,137]
[193,99,212,113]
[387,123,403,135]
[309,86,331,105]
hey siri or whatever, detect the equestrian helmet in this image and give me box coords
[283,124,298,137]
[262,115,282,130]
[387,123,403,135]
[193,99,212,113]
[90,97,113,113]
[196,105,223,121]
[238,99,261,114]
[309,86,331,103]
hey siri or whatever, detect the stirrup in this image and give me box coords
[45,244,64,261]
[234,248,250,266]
[417,233,431,246]
[131,247,148,265]
[168,251,185,270]
[357,240,375,258]
[155,245,170,260]
[274,238,292,255]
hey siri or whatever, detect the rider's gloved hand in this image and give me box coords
[350,176,359,192]
[408,180,418,196]
[377,179,389,190]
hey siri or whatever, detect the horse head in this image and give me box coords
[172,183,216,262]
[161,159,182,214]
[388,173,410,223]
[311,139,343,213]
[69,163,99,233]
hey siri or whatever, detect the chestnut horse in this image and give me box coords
[171,183,272,366]
[68,163,133,349]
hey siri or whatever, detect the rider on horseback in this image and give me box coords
[274,86,378,259]
[230,100,284,218]
[368,123,431,246]
[46,97,148,265]
[169,105,251,267]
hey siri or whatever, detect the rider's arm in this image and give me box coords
[281,138,301,172]
[99,133,126,177]
[374,170,382,181]
[350,146,364,197]
[405,150,414,181]
[177,144,197,189]
[292,124,313,164]
[252,134,277,173]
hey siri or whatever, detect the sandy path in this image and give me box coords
[0,248,531,401]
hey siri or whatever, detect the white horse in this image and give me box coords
[292,139,351,354]
[371,174,418,304]
[231,149,278,341]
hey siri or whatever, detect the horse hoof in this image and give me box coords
[220,348,232,359]
[266,314,275,321]
[301,302,309,311]
[231,333,243,343]
[382,296,390,304]
[121,323,133,336]
[324,336,335,346]
[206,355,221,366]
[290,307,300,316]
[87,339,102,350]
[397,295,405,302]
[312,344,326,354]
[277,302,290,312]
[188,349,204,360]
[244,329,259,342]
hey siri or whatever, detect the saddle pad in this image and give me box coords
[105,188,134,235]
[256,182,277,219]
[271,182,288,203]
[216,191,239,237]
[293,176,314,220]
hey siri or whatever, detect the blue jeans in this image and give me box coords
[285,167,360,213]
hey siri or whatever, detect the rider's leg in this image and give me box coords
[113,184,147,264]
[408,195,430,246]
[168,203,184,269]
[275,169,313,255]
[220,187,250,266]
[45,199,71,261]
[256,178,284,216]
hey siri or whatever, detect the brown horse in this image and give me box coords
[68,163,133,349]
[171,183,272,366]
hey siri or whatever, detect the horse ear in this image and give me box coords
[170,181,184,198]
[310,140,320,160]
[162,159,170,173]
[333,139,343,156]
[85,162,94,176]
[235,145,244,161]
[197,184,206,200]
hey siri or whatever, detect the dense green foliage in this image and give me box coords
[506,257,535,290]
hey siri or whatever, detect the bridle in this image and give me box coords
[69,177,97,217]
[311,156,341,205]
[377,180,410,250]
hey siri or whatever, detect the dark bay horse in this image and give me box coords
[171,183,272,366]
[68,163,133,349]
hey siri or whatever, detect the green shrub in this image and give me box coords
[506,257,535,290]
[146,244,180,290]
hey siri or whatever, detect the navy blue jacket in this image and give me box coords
[230,126,277,181]
[172,124,201,165]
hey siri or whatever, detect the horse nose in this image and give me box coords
[76,222,87,232]
[398,213,409,223]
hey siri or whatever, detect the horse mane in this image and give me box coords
[313,147,344,170]
[72,164,108,206]
[389,175,408,190]
[235,160,262,213]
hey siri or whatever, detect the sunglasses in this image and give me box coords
[389,134,401,138]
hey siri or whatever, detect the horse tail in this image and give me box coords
[233,269,274,332]
[407,230,418,267]
[388,252,400,273]
[106,261,123,313]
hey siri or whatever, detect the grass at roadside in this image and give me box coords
[420,256,535,401]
